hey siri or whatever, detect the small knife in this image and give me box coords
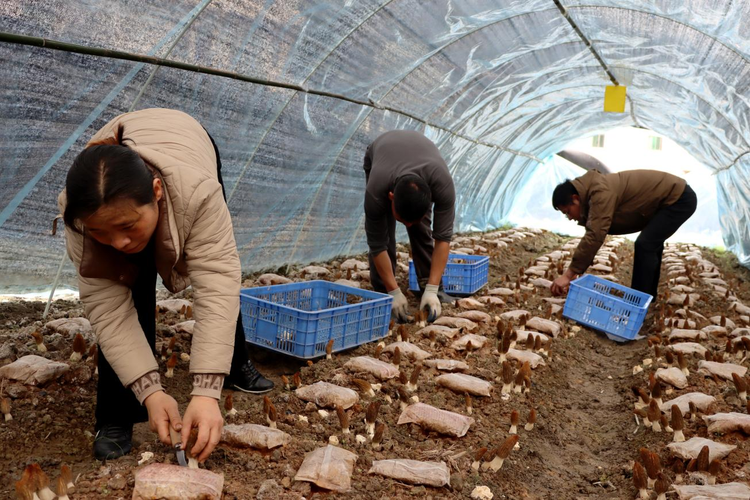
[169,428,188,467]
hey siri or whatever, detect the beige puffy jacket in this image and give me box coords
[58,108,240,401]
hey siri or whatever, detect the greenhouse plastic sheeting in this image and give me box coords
[2,1,750,289]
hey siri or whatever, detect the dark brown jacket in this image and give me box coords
[569,169,686,274]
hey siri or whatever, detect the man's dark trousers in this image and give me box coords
[631,185,697,299]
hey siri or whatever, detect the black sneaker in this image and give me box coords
[93,423,133,461]
[225,361,274,394]
[436,290,456,305]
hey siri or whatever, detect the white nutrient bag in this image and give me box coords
[369,459,450,487]
[133,463,223,500]
[343,356,399,380]
[221,424,291,450]
[295,381,358,409]
[423,359,469,372]
[435,373,492,397]
[703,412,750,435]
[294,445,358,492]
[383,342,432,361]
[397,402,474,437]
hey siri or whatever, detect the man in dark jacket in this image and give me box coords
[364,130,456,322]
[550,169,697,298]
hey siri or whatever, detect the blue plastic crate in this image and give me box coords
[562,274,653,341]
[408,254,489,296]
[240,280,392,359]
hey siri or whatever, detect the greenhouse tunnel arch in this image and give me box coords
[1,0,750,291]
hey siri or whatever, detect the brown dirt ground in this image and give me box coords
[1,231,750,499]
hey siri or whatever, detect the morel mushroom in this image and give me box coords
[336,405,350,434]
[31,464,56,500]
[267,401,277,429]
[392,347,401,367]
[732,373,747,403]
[224,392,238,417]
[1,398,11,422]
[671,404,685,442]
[665,350,674,367]
[499,332,511,363]
[633,386,650,410]
[56,476,70,500]
[70,333,86,362]
[525,409,536,431]
[165,352,177,378]
[465,393,472,415]
[326,339,334,360]
[293,372,303,389]
[30,330,46,352]
[352,378,375,397]
[397,386,410,411]
[650,378,663,406]
[696,445,710,473]
[365,401,379,438]
[486,435,519,472]
[524,334,534,351]
[407,364,422,392]
[509,410,519,435]
[471,447,487,471]
[633,461,648,500]
[401,326,410,344]
[654,472,669,500]
[647,400,662,432]
[640,448,661,489]
[677,351,689,376]
[501,361,514,395]
[707,459,721,486]
[371,422,385,450]
[672,459,685,484]
[60,464,74,491]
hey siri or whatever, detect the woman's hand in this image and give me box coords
[181,396,224,463]
[144,391,182,444]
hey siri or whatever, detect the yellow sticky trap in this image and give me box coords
[603,85,627,113]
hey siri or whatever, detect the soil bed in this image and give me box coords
[1,230,749,499]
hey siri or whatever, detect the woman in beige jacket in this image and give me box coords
[59,108,273,461]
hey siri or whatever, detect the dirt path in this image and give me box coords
[527,330,642,498]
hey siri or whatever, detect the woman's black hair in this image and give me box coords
[393,174,431,223]
[63,125,155,233]
[551,180,578,210]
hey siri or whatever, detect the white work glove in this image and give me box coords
[420,284,441,322]
[388,288,410,323]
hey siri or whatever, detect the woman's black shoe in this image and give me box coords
[224,360,274,394]
[93,423,133,460]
